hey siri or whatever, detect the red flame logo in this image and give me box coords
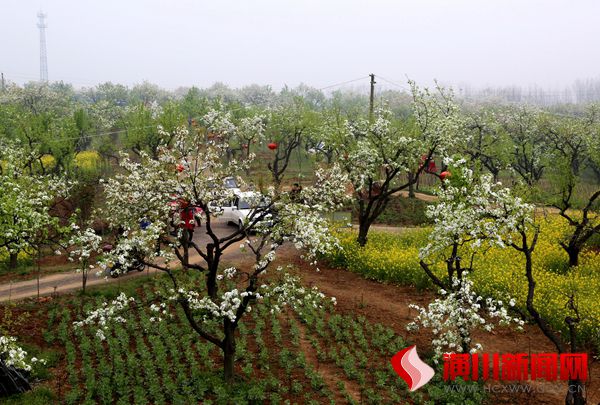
[390,345,435,391]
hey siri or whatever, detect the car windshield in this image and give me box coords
[224,178,238,188]
[238,200,251,210]
[237,197,268,210]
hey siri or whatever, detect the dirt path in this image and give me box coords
[394,190,438,202]
[0,220,254,302]
[394,191,561,216]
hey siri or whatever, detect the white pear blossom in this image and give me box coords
[0,335,46,371]
[408,277,522,360]
[74,293,135,340]
[420,160,535,261]
[0,141,73,258]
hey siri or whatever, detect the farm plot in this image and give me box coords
[37,276,482,405]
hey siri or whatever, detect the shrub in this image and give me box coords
[74,151,101,172]
[351,195,432,226]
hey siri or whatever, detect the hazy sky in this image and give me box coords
[2,0,600,91]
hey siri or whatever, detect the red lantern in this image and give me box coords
[440,171,451,181]
[268,142,278,150]
[176,164,185,173]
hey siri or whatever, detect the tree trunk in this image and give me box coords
[206,258,219,300]
[565,380,586,405]
[244,146,251,176]
[567,245,580,267]
[357,219,371,247]
[523,235,565,353]
[408,172,416,198]
[492,168,500,183]
[222,321,236,382]
[9,252,18,269]
[565,316,586,405]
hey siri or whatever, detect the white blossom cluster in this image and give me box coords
[407,276,523,360]
[298,164,349,211]
[102,151,177,230]
[410,80,468,155]
[202,108,237,137]
[270,203,341,264]
[260,273,337,315]
[339,112,418,193]
[0,335,45,371]
[68,225,103,266]
[237,114,267,147]
[222,267,238,279]
[420,161,535,261]
[74,293,135,340]
[99,221,172,276]
[253,249,277,271]
[149,302,170,322]
[196,107,267,158]
[170,288,263,323]
[0,141,73,255]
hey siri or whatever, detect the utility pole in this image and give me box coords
[369,73,376,120]
[1,73,5,91]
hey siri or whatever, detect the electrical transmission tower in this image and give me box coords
[37,11,48,83]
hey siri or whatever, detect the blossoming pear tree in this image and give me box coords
[265,101,321,192]
[201,106,267,174]
[75,110,347,381]
[322,81,466,246]
[410,160,527,356]
[497,188,588,405]
[418,158,535,287]
[68,224,103,293]
[0,141,72,269]
[497,106,549,187]
[414,160,588,404]
[544,104,600,266]
[463,108,512,182]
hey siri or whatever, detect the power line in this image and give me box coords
[376,75,411,91]
[1,72,373,94]
[29,125,158,145]
[0,71,106,88]
[318,76,370,91]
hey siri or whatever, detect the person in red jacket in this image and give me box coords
[179,199,196,242]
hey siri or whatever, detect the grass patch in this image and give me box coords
[2,387,57,405]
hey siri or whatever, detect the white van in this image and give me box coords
[220,191,271,230]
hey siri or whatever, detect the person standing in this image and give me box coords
[289,182,303,202]
[179,199,196,242]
